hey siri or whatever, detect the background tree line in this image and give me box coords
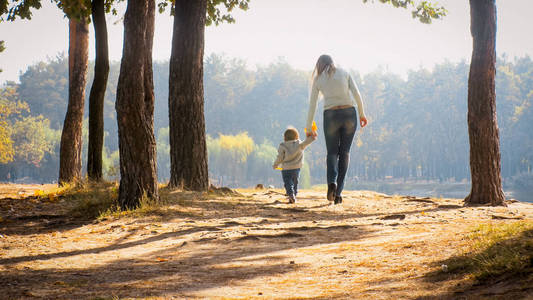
[1,53,532,192]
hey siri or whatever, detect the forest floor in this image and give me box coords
[0,183,532,299]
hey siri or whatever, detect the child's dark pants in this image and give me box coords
[281,169,300,197]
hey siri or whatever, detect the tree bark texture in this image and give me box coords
[168,0,209,191]
[465,0,505,206]
[87,0,110,181]
[115,0,158,209]
[59,18,89,185]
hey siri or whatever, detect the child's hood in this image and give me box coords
[279,139,302,152]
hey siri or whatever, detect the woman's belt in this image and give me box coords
[327,105,353,110]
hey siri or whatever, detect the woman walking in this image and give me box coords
[305,54,367,204]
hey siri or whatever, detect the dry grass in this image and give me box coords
[55,181,206,220]
[440,221,533,281]
[63,181,118,219]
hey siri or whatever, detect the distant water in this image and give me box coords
[350,181,533,203]
[506,189,532,203]
[398,188,532,203]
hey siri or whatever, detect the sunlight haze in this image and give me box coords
[1,0,532,83]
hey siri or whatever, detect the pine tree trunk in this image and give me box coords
[465,0,505,206]
[144,0,156,137]
[87,0,109,181]
[115,0,158,209]
[59,18,89,185]
[168,0,209,191]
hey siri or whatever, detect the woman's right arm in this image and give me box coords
[305,78,319,135]
[348,74,368,127]
[348,75,366,120]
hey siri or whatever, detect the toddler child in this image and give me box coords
[273,127,316,203]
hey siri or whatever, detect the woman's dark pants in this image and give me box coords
[323,107,357,196]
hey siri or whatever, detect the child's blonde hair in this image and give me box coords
[284,127,299,141]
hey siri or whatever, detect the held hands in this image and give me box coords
[305,121,319,138]
[360,116,368,128]
[306,130,318,138]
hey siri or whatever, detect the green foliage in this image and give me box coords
[157,0,249,26]
[1,0,444,24]
[362,0,447,24]
[204,55,309,144]
[0,0,42,21]
[0,86,29,164]
[0,114,14,163]
[10,115,57,166]
[247,139,277,184]
[0,85,59,181]
[206,0,249,26]
[208,132,255,185]
[101,147,119,179]
[0,0,122,21]
[0,40,4,73]
[52,0,91,20]
[219,132,254,163]
[18,55,69,129]
[156,126,170,181]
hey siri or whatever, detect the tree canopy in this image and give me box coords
[362,0,447,23]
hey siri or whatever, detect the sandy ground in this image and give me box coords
[0,184,532,299]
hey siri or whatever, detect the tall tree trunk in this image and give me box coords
[115,0,158,209]
[144,0,156,148]
[59,18,89,185]
[168,0,209,191]
[465,0,505,206]
[87,0,109,181]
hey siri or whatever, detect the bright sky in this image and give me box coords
[1,0,532,84]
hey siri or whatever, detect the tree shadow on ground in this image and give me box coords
[0,214,375,298]
[0,183,117,236]
[0,213,99,235]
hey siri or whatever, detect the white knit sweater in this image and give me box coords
[306,67,366,131]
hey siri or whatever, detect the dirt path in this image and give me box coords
[1,186,532,299]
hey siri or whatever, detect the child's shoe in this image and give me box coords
[288,195,296,204]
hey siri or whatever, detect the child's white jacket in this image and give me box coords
[272,136,315,170]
